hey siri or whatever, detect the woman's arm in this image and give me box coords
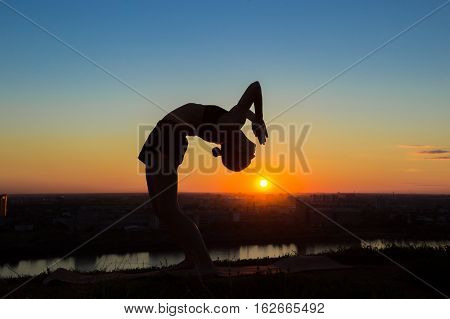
[219,82,262,125]
[246,110,257,123]
[218,81,267,144]
[229,81,263,125]
[243,83,268,144]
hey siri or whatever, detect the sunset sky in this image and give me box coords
[1,0,449,194]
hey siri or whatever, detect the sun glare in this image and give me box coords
[259,179,269,189]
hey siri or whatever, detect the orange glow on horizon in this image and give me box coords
[1,124,450,194]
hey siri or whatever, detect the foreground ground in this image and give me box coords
[1,247,448,298]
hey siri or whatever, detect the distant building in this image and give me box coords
[1,194,7,218]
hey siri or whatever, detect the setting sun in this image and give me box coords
[259,179,269,189]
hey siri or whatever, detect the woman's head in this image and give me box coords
[212,130,256,172]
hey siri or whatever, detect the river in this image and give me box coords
[1,239,448,278]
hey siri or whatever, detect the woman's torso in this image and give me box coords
[164,103,228,144]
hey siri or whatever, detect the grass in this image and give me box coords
[1,246,448,298]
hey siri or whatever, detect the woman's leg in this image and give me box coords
[146,169,215,272]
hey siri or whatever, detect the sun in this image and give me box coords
[259,179,269,189]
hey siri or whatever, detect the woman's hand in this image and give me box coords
[252,120,268,145]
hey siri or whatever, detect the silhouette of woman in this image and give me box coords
[138,81,268,274]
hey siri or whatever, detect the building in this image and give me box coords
[1,194,7,218]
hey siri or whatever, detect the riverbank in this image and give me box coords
[1,246,448,298]
[2,226,449,264]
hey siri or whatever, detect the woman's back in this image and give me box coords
[165,103,228,143]
[164,103,217,126]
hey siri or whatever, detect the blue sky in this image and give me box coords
[1,0,449,193]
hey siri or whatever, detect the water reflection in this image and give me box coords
[362,239,450,250]
[297,242,355,255]
[1,240,448,278]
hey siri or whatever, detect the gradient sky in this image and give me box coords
[1,0,449,194]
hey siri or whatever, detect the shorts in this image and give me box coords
[138,120,190,175]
